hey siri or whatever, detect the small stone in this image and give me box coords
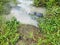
[29,12,43,17]
[36,13,43,17]
[34,12,37,15]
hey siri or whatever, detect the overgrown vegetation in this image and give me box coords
[34,0,60,7]
[35,0,60,45]
[0,17,20,45]
[34,0,46,7]
[0,0,20,45]
[38,14,60,45]
[0,0,60,45]
[0,0,17,15]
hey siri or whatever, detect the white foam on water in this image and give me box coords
[9,0,46,27]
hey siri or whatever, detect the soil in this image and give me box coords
[16,24,43,45]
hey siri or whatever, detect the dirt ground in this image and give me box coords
[16,24,43,45]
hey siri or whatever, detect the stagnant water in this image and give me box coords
[8,0,46,27]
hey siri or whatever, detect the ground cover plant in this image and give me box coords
[34,0,60,7]
[38,14,60,45]
[0,16,20,45]
[0,0,60,45]
[36,0,60,45]
[0,0,17,15]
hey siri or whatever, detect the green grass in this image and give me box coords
[34,0,60,45]
[0,0,60,45]
[0,17,20,45]
[34,0,60,7]
[37,5,60,45]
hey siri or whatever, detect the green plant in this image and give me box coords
[38,5,60,45]
[0,0,17,15]
[34,0,46,7]
[34,0,60,7]
[46,0,55,8]
[0,16,20,45]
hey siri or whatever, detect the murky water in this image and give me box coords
[9,0,46,27]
